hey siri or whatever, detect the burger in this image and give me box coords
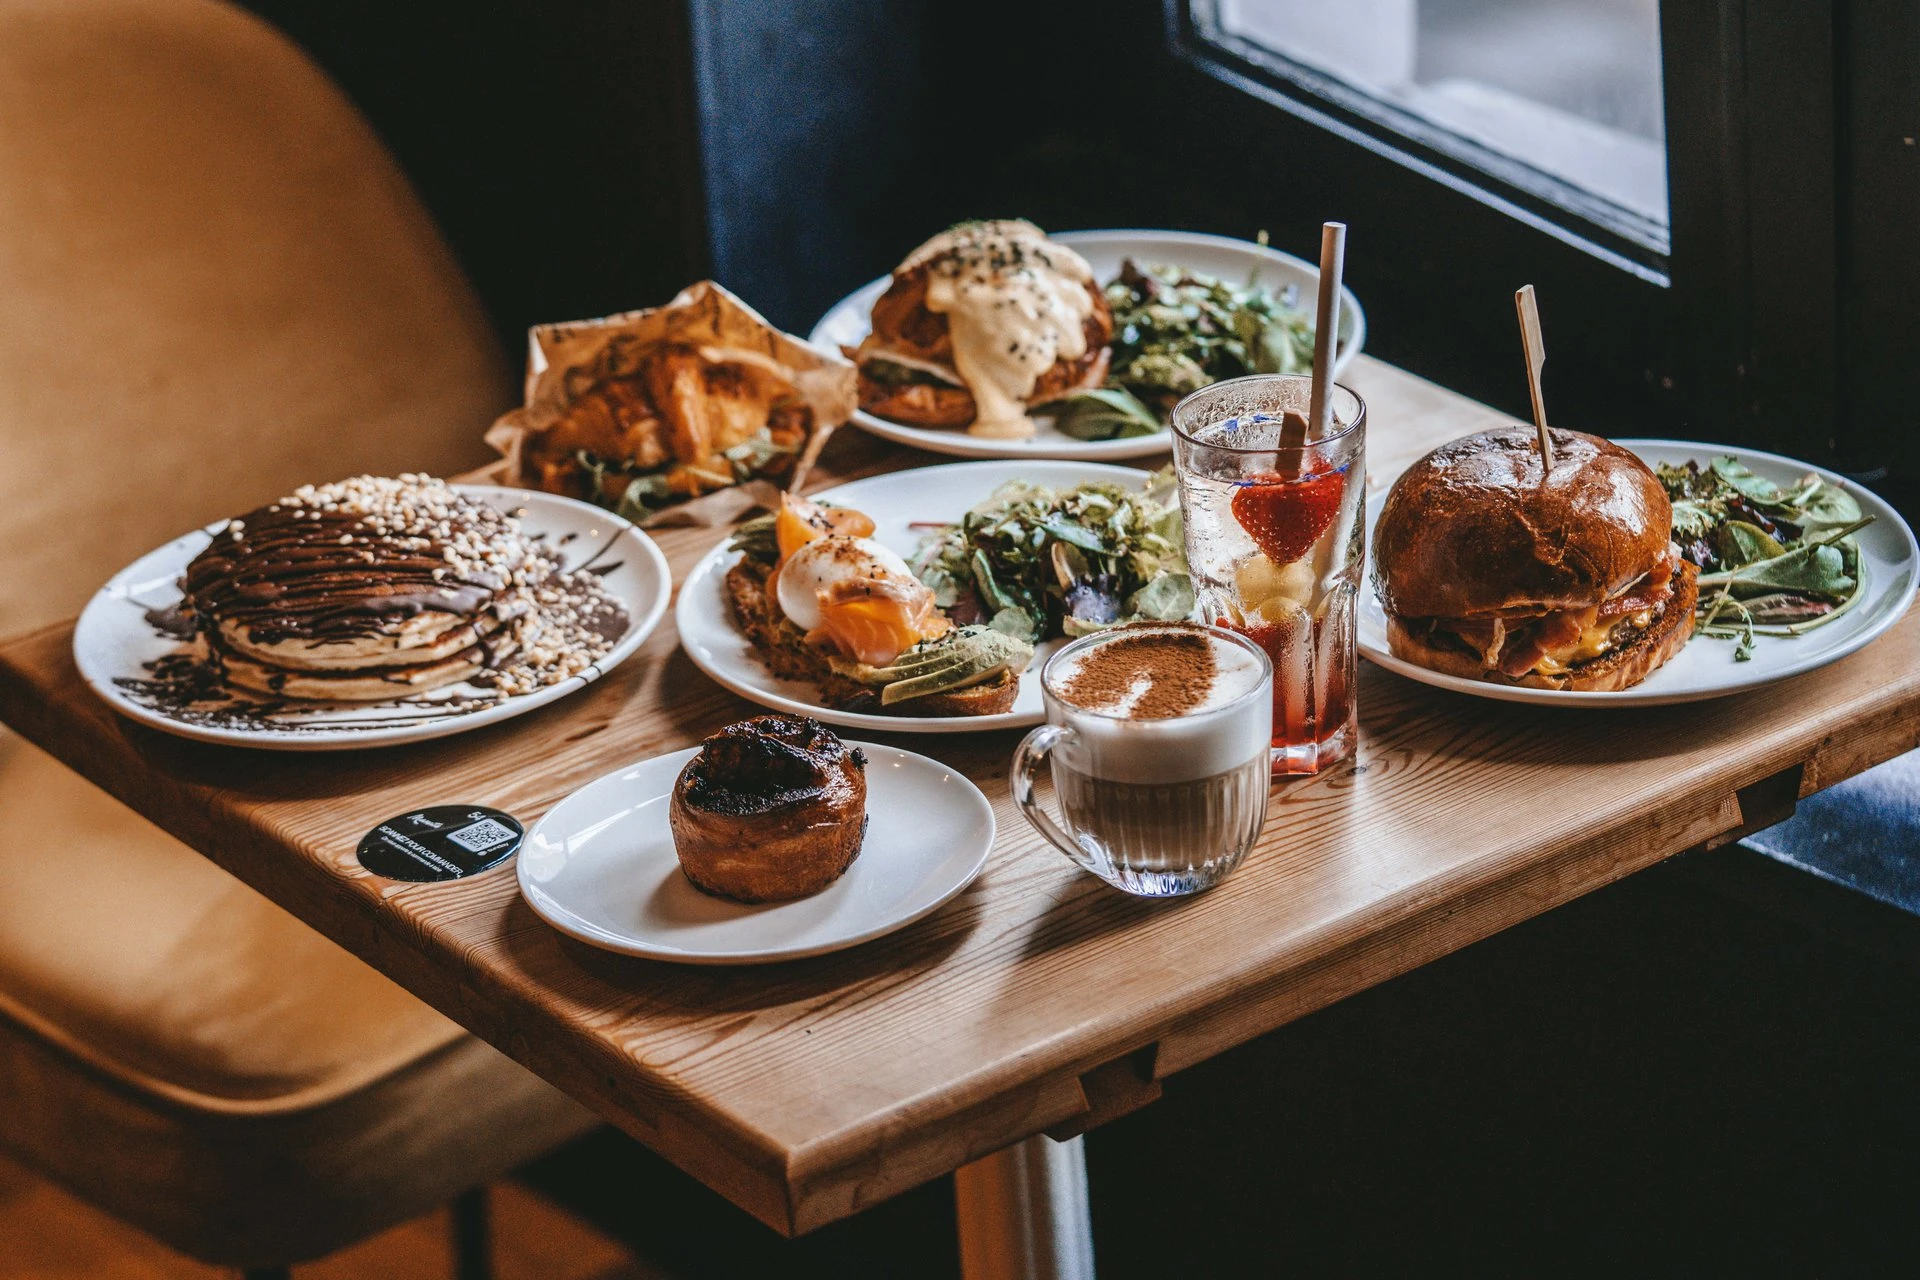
[1373,427,1698,691]
[848,220,1113,440]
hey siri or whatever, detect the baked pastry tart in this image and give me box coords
[669,715,868,902]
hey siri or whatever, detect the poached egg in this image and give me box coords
[775,535,918,632]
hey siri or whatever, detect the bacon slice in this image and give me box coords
[1596,560,1676,622]
[1446,615,1506,666]
[1496,632,1550,678]
[1440,558,1682,678]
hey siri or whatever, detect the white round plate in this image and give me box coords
[1358,440,1919,706]
[808,228,1367,461]
[517,741,993,964]
[677,458,1151,733]
[75,486,671,750]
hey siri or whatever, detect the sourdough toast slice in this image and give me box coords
[724,557,831,684]
[816,665,1021,717]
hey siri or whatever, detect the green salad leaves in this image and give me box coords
[578,427,798,521]
[1033,387,1163,442]
[1104,259,1316,409]
[1034,254,1320,441]
[911,471,1194,643]
[1660,457,1873,661]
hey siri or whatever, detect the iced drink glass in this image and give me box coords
[1170,374,1366,775]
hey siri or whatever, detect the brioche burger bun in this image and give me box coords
[1373,426,1697,692]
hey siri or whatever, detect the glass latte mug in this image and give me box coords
[1009,622,1273,897]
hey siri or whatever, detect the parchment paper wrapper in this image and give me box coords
[483,280,856,527]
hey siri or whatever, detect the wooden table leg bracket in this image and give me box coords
[1704,762,1805,850]
[1044,1045,1163,1141]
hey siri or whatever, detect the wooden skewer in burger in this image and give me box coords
[1371,286,1699,691]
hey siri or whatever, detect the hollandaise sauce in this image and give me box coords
[902,220,1095,440]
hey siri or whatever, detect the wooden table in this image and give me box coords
[4,356,1917,1249]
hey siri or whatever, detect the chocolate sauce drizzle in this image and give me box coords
[183,497,510,647]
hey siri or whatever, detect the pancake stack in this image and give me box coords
[183,475,549,701]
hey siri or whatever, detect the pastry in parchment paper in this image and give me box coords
[487,281,857,521]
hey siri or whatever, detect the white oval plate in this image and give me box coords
[809,228,1367,461]
[75,486,671,750]
[518,741,993,964]
[676,459,1153,733]
[1358,440,1919,706]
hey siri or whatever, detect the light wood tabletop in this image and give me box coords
[3,355,1916,1235]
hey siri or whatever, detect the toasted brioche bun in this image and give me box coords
[853,240,1115,430]
[856,344,1110,431]
[1385,563,1698,692]
[1375,427,1673,619]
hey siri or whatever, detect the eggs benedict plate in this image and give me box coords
[724,493,1036,719]
[809,228,1367,462]
[674,460,1161,733]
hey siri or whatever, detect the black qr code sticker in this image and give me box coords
[359,805,521,882]
[446,817,519,854]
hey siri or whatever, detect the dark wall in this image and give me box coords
[239,0,708,355]
[241,0,1916,516]
[687,0,945,334]
[689,0,1670,435]
[1839,0,1920,505]
[239,0,1692,435]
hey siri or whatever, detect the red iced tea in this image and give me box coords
[1223,606,1356,775]
[1169,378,1367,776]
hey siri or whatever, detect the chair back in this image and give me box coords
[0,0,514,635]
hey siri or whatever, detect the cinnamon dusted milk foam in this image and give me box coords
[1018,622,1273,893]
[1045,624,1271,785]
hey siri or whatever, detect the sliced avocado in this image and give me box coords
[828,627,1034,706]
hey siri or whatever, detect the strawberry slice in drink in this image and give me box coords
[1230,468,1347,565]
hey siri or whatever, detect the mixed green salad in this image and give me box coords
[911,471,1194,643]
[1040,251,1320,441]
[1659,457,1875,661]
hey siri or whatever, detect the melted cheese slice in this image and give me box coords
[1528,607,1653,676]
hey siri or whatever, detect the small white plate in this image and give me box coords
[1358,440,1920,706]
[517,741,993,964]
[809,228,1367,462]
[677,458,1152,733]
[75,486,671,750]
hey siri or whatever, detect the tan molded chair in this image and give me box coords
[0,0,598,1272]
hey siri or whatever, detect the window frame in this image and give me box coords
[1169,0,1672,278]
[1169,0,1881,482]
